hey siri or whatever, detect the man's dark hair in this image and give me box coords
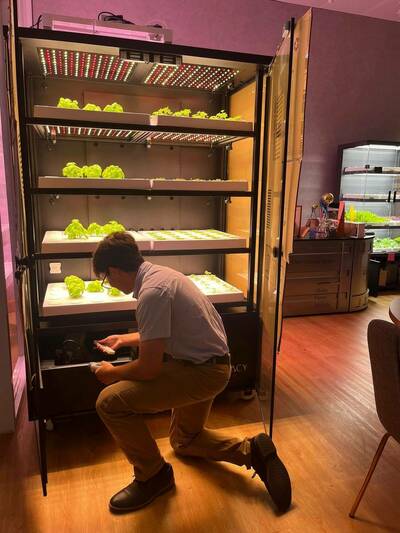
[93,232,144,276]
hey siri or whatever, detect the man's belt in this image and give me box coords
[163,353,231,365]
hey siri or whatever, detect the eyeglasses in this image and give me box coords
[101,272,112,290]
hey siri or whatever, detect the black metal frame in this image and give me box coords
[12,22,273,495]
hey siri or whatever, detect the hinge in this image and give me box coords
[15,255,33,280]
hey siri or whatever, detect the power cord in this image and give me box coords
[30,14,42,28]
[97,11,135,25]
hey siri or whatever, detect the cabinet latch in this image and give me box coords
[15,255,33,280]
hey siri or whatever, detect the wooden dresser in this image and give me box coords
[283,236,373,317]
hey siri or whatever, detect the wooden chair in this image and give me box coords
[349,319,400,518]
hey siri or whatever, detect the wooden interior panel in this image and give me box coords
[226,82,256,294]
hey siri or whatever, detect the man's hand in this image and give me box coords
[96,335,123,351]
[95,361,118,385]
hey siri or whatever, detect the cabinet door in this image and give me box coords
[257,10,312,436]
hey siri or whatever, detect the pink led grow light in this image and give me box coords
[144,63,238,90]
[38,48,136,82]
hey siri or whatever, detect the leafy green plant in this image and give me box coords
[152,106,173,116]
[373,238,400,250]
[108,287,122,296]
[64,219,88,240]
[87,222,104,236]
[209,110,228,120]
[102,220,126,235]
[62,162,83,178]
[83,103,102,111]
[82,164,102,178]
[192,111,208,119]
[345,208,389,224]
[57,97,80,109]
[64,275,85,298]
[86,280,104,293]
[173,109,191,117]
[102,165,125,179]
[103,102,124,113]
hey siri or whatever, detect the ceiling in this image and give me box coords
[276,0,400,22]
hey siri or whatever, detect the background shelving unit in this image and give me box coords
[339,141,400,291]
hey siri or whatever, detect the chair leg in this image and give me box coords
[349,432,390,518]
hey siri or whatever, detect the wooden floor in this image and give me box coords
[1,294,400,532]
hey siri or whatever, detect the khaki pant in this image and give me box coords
[96,360,252,481]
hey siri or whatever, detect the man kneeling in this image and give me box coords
[92,232,291,513]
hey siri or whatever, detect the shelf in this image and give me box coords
[35,248,250,260]
[41,275,245,316]
[41,230,152,253]
[36,176,249,194]
[150,179,249,192]
[372,249,400,254]
[34,106,152,125]
[342,195,389,202]
[138,230,247,251]
[366,224,400,229]
[42,282,136,316]
[40,229,247,254]
[152,114,253,132]
[343,166,400,175]
[28,117,253,146]
[38,176,152,190]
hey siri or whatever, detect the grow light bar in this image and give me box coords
[39,126,240,145]
[38,48,137,82]
[143,63,239,90]
[41,14,172,43]
[44,125,134,140]
[149,131,234,145]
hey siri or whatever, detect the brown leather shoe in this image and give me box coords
[250,433,292,513]
[109,462,175,513]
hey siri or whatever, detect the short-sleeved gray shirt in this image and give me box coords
[134,261,229,364]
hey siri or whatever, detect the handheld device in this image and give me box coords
[94,341,116,356]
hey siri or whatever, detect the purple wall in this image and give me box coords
[300,8,400,212]
[32,0,307,55]
[30,1,400,215]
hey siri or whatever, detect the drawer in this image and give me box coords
[293,240,351,254]
[283,293,339,317]
[283,292,349,317]
[285,278,339,296]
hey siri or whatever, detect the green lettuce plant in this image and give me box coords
[57,97,80,109]
[62,162,83,178]
[64,219,88,240]
[102,165,125,179]
[64,275,85,298]
[103,102,124,113]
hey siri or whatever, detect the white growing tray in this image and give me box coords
[42,282,137,316]
[151,115,253,132]
[41,231,152,253]
[189,276,244,304]
[37,176,247,192]
[137,230,246,251]
[41,275,244,316]
[38,177,152,190]
[150,179,249,192]
[34,105,151,125]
